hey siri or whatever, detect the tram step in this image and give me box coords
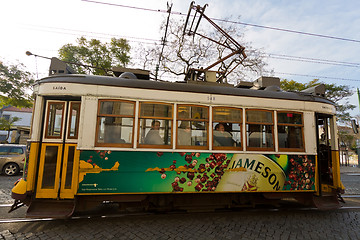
[312,195,340,210]
[26,200,75,219]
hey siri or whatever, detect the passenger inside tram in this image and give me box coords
[213,123,235,146]
[178,121,192,146]
[144,120,163,145]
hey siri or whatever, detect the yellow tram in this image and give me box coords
[10,62,344,218]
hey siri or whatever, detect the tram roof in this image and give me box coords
[37,74,334,105]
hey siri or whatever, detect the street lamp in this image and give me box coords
[25,51,52,79]
[25,51,51,60]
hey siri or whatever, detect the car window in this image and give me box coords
[0,146,11,155]
[9,147,24,155]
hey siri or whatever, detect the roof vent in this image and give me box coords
[205,71,217,82]
[252,76,280,90]
[119,72,137,79]
[236,81,253,89]
[301,84,326,97]
[264,85,281,92]
[113,67,150,80]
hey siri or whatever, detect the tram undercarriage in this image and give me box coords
[13,191,342,219]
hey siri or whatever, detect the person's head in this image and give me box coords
[215,123,225,132]
[151,120,161,130]
[179,121,191,129]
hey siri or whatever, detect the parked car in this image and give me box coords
[0,144,26,176]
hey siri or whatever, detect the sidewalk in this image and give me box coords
[340,165,360,173]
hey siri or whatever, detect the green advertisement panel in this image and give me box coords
[77,151,315,194]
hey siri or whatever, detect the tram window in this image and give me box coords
[177,105,208,149]
[68,102,81,139]
[278,112,304,151]
[246,110,274,151]
[212,107,242,148]
[45,102,65,139]
[138,102,173,147]
[96,100,135,146]
[41,145,58,189]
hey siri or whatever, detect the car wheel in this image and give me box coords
[2,163,20,176]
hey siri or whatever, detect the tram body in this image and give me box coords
[11,72,344,218]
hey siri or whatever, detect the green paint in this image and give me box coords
[77,151,315,193]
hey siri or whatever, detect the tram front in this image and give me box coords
[11,73,82,218]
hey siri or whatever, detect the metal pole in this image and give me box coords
[156,2,172,80]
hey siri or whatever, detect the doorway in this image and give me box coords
[36,100,81,199]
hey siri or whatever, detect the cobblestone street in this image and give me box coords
[0,166,359,240]
[0,175,18,204]
[1,208,360,240]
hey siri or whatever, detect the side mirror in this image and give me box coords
[351,119,358,134]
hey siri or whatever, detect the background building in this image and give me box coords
[0,106,32,144]
[338,125,359,166]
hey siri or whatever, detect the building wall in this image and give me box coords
[1,110,32,127]
[0,108,32,143]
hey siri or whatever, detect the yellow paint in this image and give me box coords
[321,184,331,193]
[314,155,319,196]
[316,150,344,195]
[59,144,80,199]
[12,178,27,195]
[78,160,120,183]
[72,146,80,196]
[275,155,288,171]
[35,143,63,199]
[226,167,247,172]
[110,162,120,170]
[26,142,40,192]
[331,150,344,191]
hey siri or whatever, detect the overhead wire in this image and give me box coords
[24,1,360,83]
[81,0,360,44]
[78,0,360,83]
[264,55,360,68]
[265,53,360,67]
[20,24,161,44]
[20,24,360,69]
[263,71,360,82]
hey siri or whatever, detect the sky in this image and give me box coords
[1,0,360,115]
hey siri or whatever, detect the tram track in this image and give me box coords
[342,195,360,198]
[0,203,12,207]
[1,200,360,224]
[0,195,358,209]
[0,211,153,224]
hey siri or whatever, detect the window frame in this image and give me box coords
[212,106,242,150]
[67,102,81,140]
[95,99,136,148]
[277,111,305,152]
[176,104,209,150]
[91,97,308,153]
[245,109,275,151]
[137,101,174,149]
[44,101,66,139]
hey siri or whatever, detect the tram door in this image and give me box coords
[36,100,81,199]
[316,114,334,192]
